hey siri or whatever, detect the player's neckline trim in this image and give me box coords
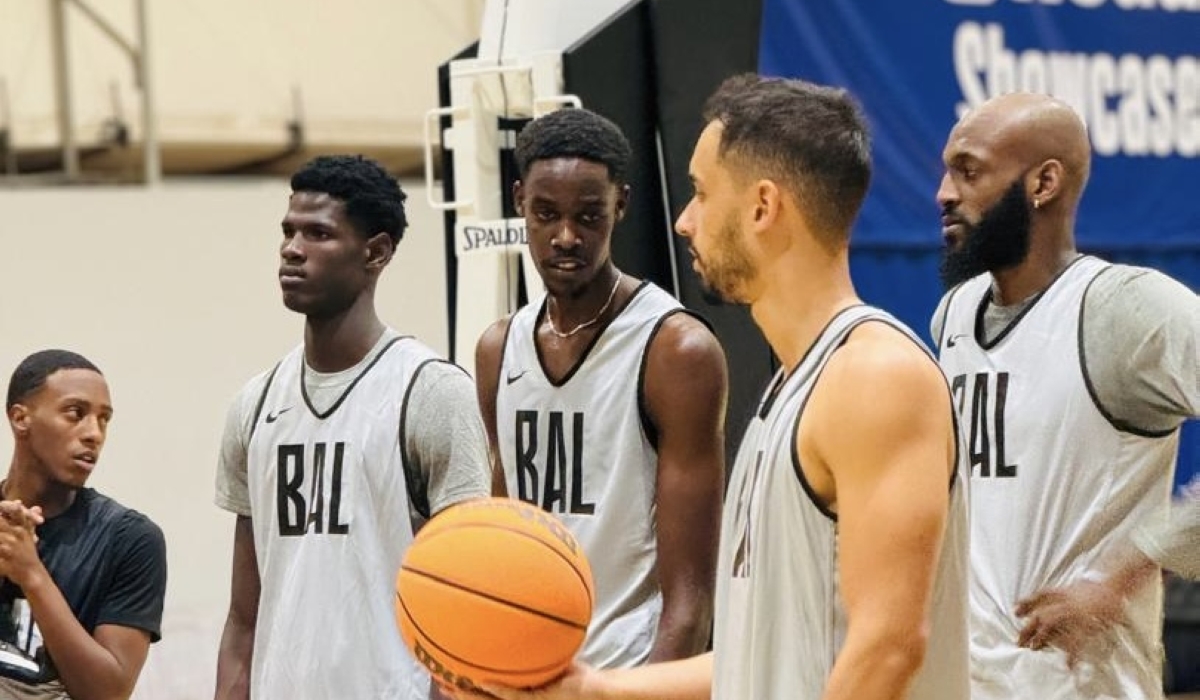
[300,336,405,420]
[972,254,1088,350]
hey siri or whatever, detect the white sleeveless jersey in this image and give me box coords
[938,256,1179,700]
[246,337,441,699]
[496,281,684,668]
[713,305,970,700]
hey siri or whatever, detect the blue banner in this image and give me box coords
[760,0,1200,247]
[759,0,1198,487]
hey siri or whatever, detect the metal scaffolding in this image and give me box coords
[41,0,159,184]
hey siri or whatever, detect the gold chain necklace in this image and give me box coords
[546,274,623,339]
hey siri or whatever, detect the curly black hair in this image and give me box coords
[703,74,872,240]
[7,349,102,409]
[514,108,632,185]
[290,155,409,244]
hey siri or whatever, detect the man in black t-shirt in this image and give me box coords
[0,350,167,699]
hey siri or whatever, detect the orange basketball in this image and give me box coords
[395,497,594,693]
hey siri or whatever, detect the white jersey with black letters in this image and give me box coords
[495,281,684,669]
[244,336,440,700]
[937,256,1180,700]
[712,305,970,700]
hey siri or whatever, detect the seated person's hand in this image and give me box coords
[0,501,42,539]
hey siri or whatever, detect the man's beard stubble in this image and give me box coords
[693,212,756,306]
[939,181,1033,290]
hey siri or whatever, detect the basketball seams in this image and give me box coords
[395,498,593,689]
[396,592,574,678]
[400,565,588,631]
[409,521,594,609]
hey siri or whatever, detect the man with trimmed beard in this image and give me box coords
[933,92,1199,699]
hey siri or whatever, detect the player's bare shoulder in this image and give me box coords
[475,314,516,377]
[825,319,944,396]
[798,318,956,501]
[477,314,515,356]
[648,311,726,368]
[643,310,728,423]
[808,318,953,457]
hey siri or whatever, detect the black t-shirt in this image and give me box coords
[0,488,167,689]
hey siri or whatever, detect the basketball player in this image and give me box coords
[213,155,492,700]
[0,349,167,699]
[933,92,1200,698]
[474,108,728,668]
[460,75,970,700]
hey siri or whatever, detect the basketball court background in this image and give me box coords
[757,0,1200,490]
[433,0,1198,487]
[0,1,1196,697]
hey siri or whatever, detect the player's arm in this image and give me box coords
[642,313,728,661]
[1016,488,1200,664]
[405,360,493,520]
[475,317,513,497]
[213,383,262,700]
[806,326,957,700]
[1134,490,1200,579]
[581,654,713,700]
[1082,267,1199,431]
[215,516,260,700]
[453,652,714,700]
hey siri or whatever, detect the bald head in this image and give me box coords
[937,93,1092,290]
[953,93,1091,200]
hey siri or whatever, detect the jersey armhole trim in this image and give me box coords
[789,316,961,523]
[636,308,704,448]
[399,358,464,520]
[935,283,967,351]
[948,399,962,493]
[791,394,839,523]
[1078,267,1178,439]
[496,314,516,378]
[246,362,281,442]
[788,321,866,524]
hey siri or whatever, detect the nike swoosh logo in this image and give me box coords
[505,370,529,385]
[946,334,968,348]
[265,407,292,423]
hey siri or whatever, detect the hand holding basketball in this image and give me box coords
[439,662,600,700]
[395,498,594,695]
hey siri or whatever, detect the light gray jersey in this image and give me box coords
[938,256,1181,700]
[495,281,683,669]
[242,336,450,700]
[1134,482,1200,580]
[712,305,970,700]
